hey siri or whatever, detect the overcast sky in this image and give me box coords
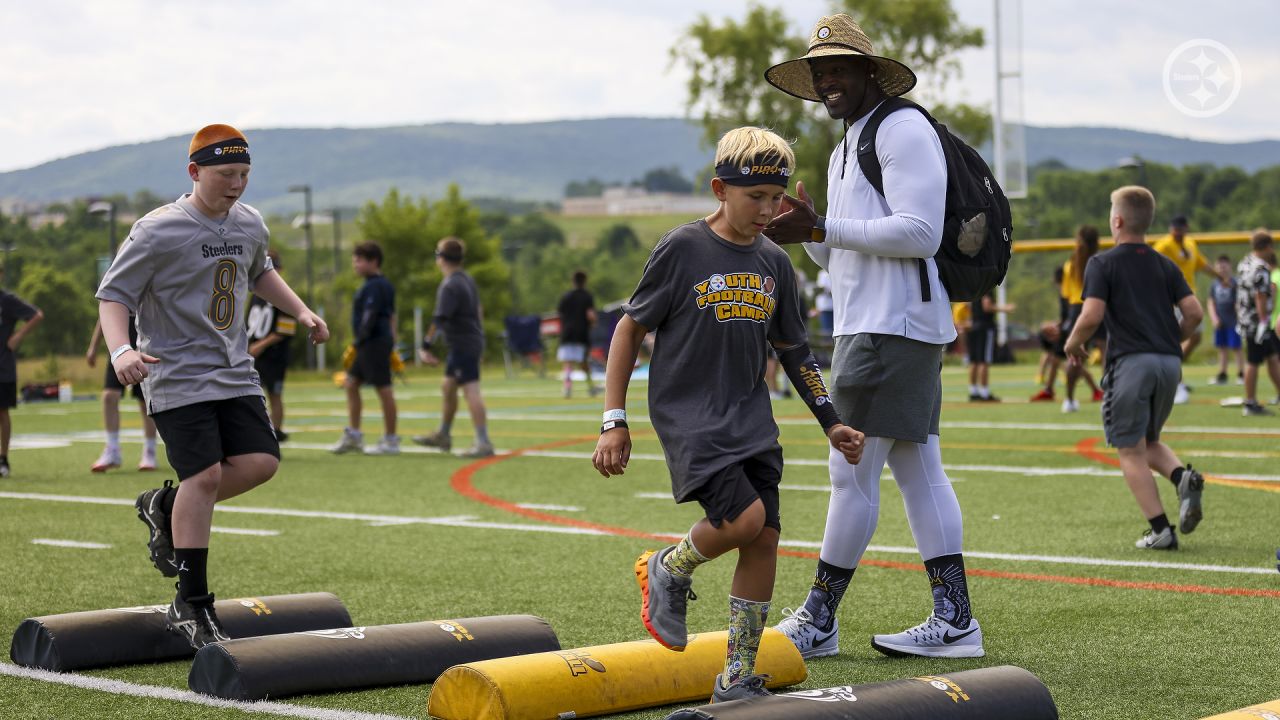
[2,0,1275,172]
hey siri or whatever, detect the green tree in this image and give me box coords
[500,213,565,252]
[671,1,986,208]
[639,167,694,194]
[15,264,92,356]
[598,223,641,257]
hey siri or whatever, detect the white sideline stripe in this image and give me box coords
[3,492,1271,576]
[0,662,412,720]
[778,541,1278,576]
[30,539,111,549]
[0,492,607,537]
[210,526,281,537]
[516,503,583,512]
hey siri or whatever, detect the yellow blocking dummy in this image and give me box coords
[427,628,806,720]
[1199,700,1280,719]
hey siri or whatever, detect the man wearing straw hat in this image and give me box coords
[763,14,984,660]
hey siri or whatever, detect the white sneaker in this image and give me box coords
[775,607,839,659]
[330,429,364,454]
[1136,526,1178,550]
[138,445,158,471]
[871,615,984,658]
[1173,383,1190,405]
[364,435,401,456]
[1061,399,1079,413]
[91,447,122,473]
[458,442,495,459]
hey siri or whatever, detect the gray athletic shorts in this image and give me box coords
[1101,353,1181,448]
[831,333,944,443]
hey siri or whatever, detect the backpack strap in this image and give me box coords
[854,97,936,302]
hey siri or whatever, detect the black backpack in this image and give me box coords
[856,97,1013,303]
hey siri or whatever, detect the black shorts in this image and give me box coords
[349,336,393,388]
[103,364,145,401]
[151,395,280,481]
[1245,331,1279,365]
[0,382,14,409]
[966,326,996,365]
[686,450,782,532]
[255,358,287,396]
[445,350,481,384]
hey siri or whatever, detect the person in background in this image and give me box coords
[556,270,600,399]
[87,316,158,471]
[967,290,1015,402]
[1152,215,1229,404]
[331,241,399,455]
[1235,231,1280,417]
[1065,185,1205,550]
[1207,254,1243,386]
[0,281,42,477]
[1060,226,1105,413]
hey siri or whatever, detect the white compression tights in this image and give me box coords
[817,434,963,568]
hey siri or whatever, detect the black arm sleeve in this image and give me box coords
[777,343,842,432]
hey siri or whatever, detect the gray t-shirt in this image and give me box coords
[434,271,484,357]
[96,194,272,413]
[623,220,808,499]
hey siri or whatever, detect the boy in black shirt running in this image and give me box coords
[592,127,863,702]
[1064,186,1207,550]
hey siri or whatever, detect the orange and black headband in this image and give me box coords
[190,138,250,166]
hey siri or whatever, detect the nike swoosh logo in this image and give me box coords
[942,627,978,644]
[858,142,872,153]
[811,629,837,648]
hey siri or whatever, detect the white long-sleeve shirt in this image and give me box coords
[803,103,957,344]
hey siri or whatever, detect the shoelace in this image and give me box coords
[906,615,947,642]
[780,606,814,627]
[731,674,772,695]
[667,584,696,613]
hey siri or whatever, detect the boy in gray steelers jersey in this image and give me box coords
[97,124,329,649]
[593,127,863,702]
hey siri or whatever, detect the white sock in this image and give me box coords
[143,437,157,452]
[979,386,991,398]
[106,432,120,451]
[968,384,979,395]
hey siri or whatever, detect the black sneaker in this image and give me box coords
[135,481,177,577]
[1177,465,1205,534]
[166,592,230,650]
[0,455,9,478]
[1209,372,1228,386]
[1243,401,1275,417]
[274,428,290,442]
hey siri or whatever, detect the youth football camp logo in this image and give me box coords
[693,272,777,323]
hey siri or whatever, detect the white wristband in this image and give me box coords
[110,344,134,362]
[603,408,626,423]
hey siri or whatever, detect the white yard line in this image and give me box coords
[0,662,412,720]
[30,539,111,549]
[2,491,1269,576]
[516,503,583,512]
[210,527,281,537]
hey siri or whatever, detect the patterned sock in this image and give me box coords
[174,547,209,601]
[1169,466,1185,490]
[801,559,855,632]
[924,553,973,629]
[662,535,709,577]
[725,596,769,684]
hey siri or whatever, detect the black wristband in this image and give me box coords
[777,343,842,432]
[601,419,629,434]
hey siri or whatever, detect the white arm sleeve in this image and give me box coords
[824,115,946,259]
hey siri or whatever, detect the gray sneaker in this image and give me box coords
[711,673,771,703]
[1177,465,1204,534]
[330,428,364,454]
[1136,526,1178,550]
[458,442,495,459]
[365,435,401,456]
[635,547,695,650]
[411,431,452,452]
[775,606,839,659]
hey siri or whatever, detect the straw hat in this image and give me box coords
[765,14,917,102]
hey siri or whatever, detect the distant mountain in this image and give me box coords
[1,118,1277,214]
